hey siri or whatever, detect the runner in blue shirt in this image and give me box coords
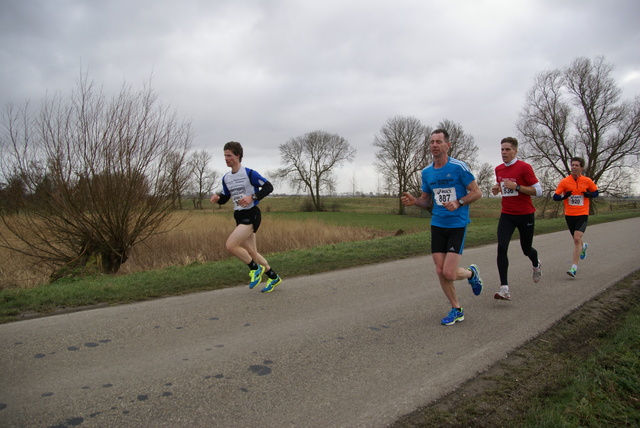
[402,129,484,325]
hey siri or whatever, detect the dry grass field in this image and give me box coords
[119,210,378,274]
[0,208,380,289]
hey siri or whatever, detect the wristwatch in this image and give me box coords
[251,194,258,200]
[516,185,521,192]
[458,199,465,206]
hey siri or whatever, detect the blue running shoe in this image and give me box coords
[249,265,264,289]
[580,243,588,260]
[441,308,464,325]
[261,275,282,293]
[468,264,483,296]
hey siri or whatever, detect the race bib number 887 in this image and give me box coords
[434,187,457,206]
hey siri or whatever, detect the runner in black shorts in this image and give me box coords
[211,141,282,292]
[402,129,484,326]
[553,157,598,278]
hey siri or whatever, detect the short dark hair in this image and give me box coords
[431,129,450,142]
[571,156,585,168]
[501,137,518,148]
[224,141,243,162]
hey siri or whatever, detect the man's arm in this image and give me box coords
[501,180,542,197]
[458,180,482,206]
[402,192,433,209]
[253,181,274,200]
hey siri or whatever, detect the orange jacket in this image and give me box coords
[554,175,598,216]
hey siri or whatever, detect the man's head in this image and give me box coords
[429,129,450,158]
[500,137,518,164]
[224,141,243,162]
[570,156,585,177]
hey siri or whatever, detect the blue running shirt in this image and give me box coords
[421,157,475,228]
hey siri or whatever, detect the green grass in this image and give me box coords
[267,211,431,232]
[523,281,640,427]
[262,196,407,214]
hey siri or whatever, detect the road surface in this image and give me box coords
[1,217,639,427]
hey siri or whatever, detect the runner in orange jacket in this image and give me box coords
[553,157,599,278]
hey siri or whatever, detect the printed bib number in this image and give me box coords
[500,182,518,197]
[434,187,457,206]
[568,195,584,206]
[232,194,247,207]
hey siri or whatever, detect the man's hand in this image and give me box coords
[401,192,416,207]
[443,200,458,211]
[502,180,517,191]
[237,195,252,208]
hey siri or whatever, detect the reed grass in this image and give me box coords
[0,209,385,289]
[118,212,380,274]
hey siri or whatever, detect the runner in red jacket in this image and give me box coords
[491,137,543,301]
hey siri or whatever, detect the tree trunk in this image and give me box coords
[49,247,127,282]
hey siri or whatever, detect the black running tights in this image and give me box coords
[497,213,539,285]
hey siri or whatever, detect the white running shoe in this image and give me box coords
[494,285,511,301]
[533,262,542,283]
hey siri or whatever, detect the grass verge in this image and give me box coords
[392,270,640,427]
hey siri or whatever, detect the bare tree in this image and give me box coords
[277,130,355,211]
[0,73,192,279]
[165,150,192,210]
[474,162,495,198]
[0,174,27,215]
[518,56,640,198]
[189,150,218,209]
[350,172,358,196]
[437,119,479,171]
[373,116,429,214]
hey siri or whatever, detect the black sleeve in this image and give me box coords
[254,181,273,200]
[217,193,231,205]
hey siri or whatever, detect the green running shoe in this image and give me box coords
[261,275,282,293]
[249,265,264,289]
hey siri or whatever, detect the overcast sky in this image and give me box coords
[1,0,639,194]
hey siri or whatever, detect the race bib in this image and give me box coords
[568,194,584,206]
[232,193,247,207]
[434,187,457,206]
[500,182,518,197]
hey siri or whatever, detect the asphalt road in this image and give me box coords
[1,217,639,428]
